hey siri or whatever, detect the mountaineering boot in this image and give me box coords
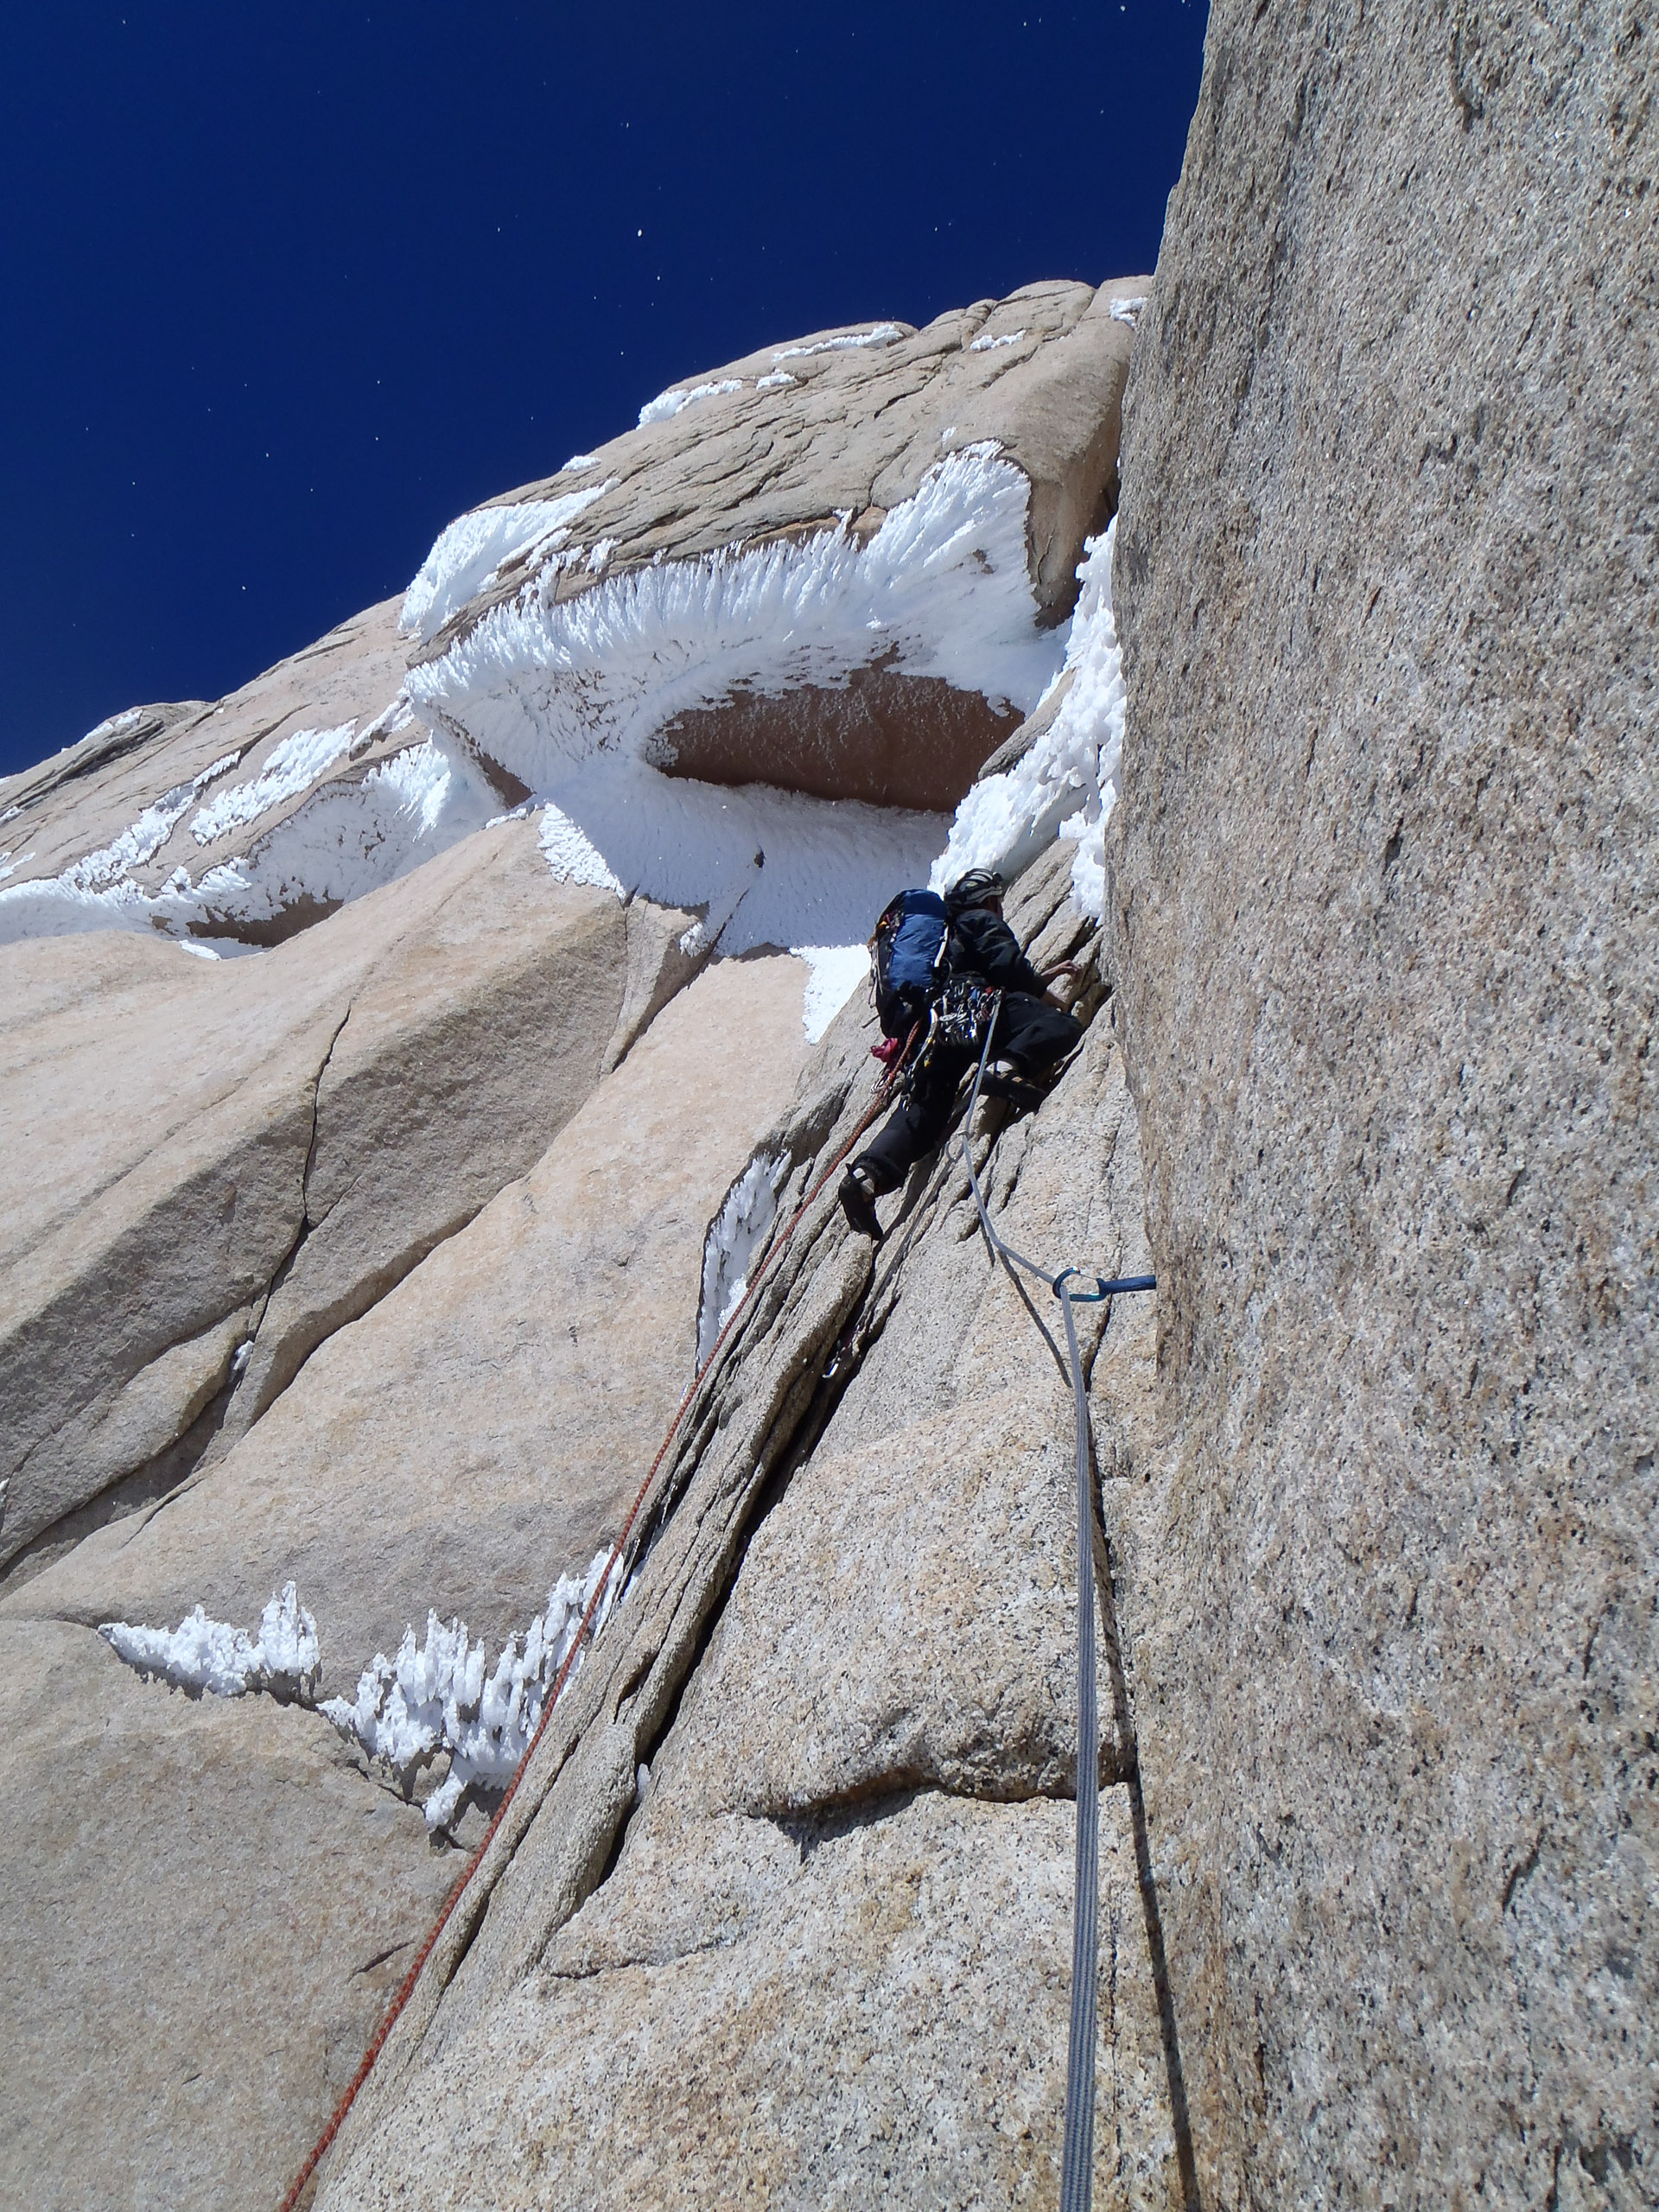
[980,1058,1048,1115]
[840,1162,885,1241]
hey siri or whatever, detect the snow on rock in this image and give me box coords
[100,1583,321,1701]
[638,378,746,427]
[410,447,1058,794]
[795,944,870,1043]
[177,737,500,935]
[696,1151,790,1369]
[931,523,1125,920]
[0,283,1148,976]
[406,447,1056,956]
[533,752,944,958]
[770,323,905,361]
[321,1551,622,1834]
[401,487,612,644]
[56,749,242,893]
[188,724,356,845]
[0,734,499,947]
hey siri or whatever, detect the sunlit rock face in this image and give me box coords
[0,275,1166,2211]
[1108,5,1657,2208]
[0,277,1147,957]
[409,277,1147,817]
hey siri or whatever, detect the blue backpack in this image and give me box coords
[870,889,950,1038]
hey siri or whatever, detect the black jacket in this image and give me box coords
[946,906,1048,999]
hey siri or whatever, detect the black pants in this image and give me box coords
[856,993,1081,1196]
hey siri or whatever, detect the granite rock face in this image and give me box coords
[0,1618,456,2212]
[0,276,1169,2210]
[1108,5,1656,2206]
[9,950,813,1700]
[310,847,1186,2210]
[0,278,1147,957]
[0,819,639,1582]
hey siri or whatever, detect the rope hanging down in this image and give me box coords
[277,1042,917,2212]
[957,1001,1154,2212]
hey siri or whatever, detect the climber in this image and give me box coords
[840,867,1083,1240]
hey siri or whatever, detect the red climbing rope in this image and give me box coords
[276,1044,911,2212]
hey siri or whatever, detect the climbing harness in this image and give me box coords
[957,1001,1154,2212]
[276,1033,918,2212]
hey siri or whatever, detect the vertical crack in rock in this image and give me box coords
[188,1001,354,1459]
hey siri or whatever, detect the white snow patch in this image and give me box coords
[538,800,625,894]
[0,742,253,923]
[970,327,1027,352]
[321,1550,622,1834]
[176,938,221,960]
[755,370,797,391]
[62,744,250,891]
[697,1151,789,1369]
[177,737,496,934]
[189,723,356,846]
[0,729,498,949]
[931,522,1125,920]
[795,944,869,1042]
[563,453,601,472]
[101,1583,321,1700]
[401,486,612,642]
[1109,296,1148,327]
[407,446,1055,954]
[531,754,944,958]
[638,377,745,427]
[772,323,904,362]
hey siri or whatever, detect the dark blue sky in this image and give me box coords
[1,1,1207,779]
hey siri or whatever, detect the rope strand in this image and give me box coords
[956,1005,1155,2212]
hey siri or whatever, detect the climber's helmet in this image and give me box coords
[944,868,1006,915]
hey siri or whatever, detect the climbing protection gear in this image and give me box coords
[957,1001,1156,2212]
[870,887,950,1039]
[928,975,1002,1055]
[277,1032,920,2212]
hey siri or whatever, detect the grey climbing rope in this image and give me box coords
[958,1001,1154,2212]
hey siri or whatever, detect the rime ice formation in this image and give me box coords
[931,525,1126,916]
[0,728,501,947]
[400,487,613,644]
[0,279,1145,990]
[321,1551,620,1834]
[409,449,1058,805]
[696,1151,789,1369]
[100,1583,320,1700]
[188,725,357,846]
